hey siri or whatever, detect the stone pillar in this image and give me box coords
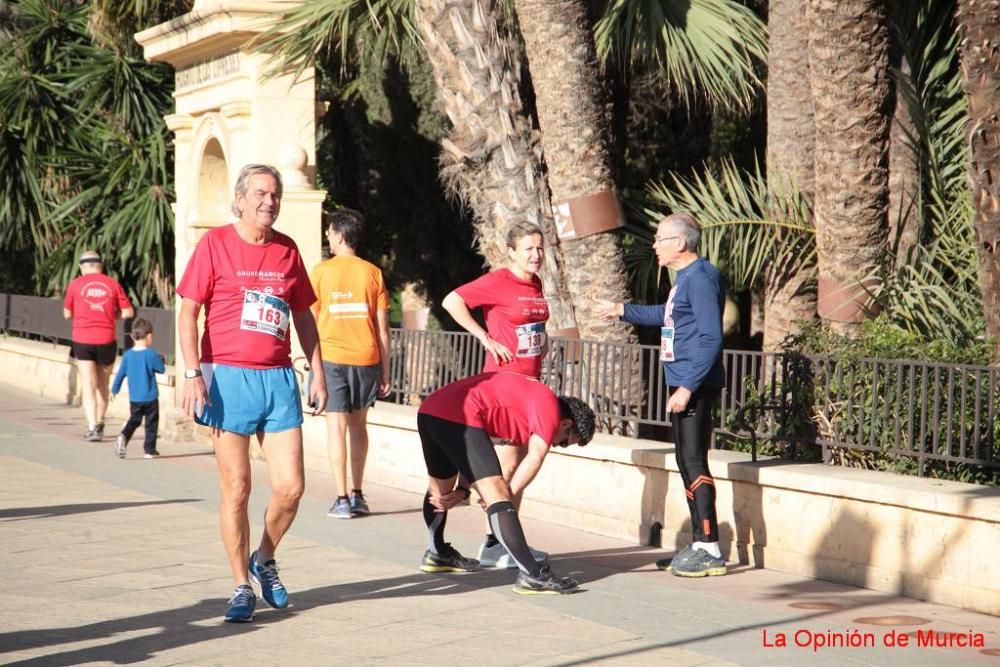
[135,1,325,407]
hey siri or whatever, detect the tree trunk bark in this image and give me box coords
[764,0,818,351]
[513,0,634,344]
[413,0,577,330]
[887,46,920,267]
[955,0,1000,354]
[809,0,892,337]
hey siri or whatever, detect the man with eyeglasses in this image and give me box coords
[63,250,134,442]
[596,212,727,577]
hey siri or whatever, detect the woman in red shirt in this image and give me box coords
[441,221,551,568]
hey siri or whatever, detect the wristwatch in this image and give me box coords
[184,368,202,379]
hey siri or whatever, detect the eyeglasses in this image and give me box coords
[653,235,679,245]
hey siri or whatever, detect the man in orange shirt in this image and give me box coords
[311,208,391,518]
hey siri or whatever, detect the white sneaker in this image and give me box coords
[477,540,549,569]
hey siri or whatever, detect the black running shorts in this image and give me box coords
[417,413,503,483]
[71,341,116,366]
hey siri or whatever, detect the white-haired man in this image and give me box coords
[177,163,327,622]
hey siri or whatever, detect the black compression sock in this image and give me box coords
[486,501,541,577]
[423,491,447,555]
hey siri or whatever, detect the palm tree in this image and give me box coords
[513,0,633,342]
[0,0,176,306]
[809,0,892,336]
[260,0,766,338]
[412,0,577,330]
[955,0,1000,353]
[763,0,816,351]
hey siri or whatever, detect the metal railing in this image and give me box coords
[386,328,1000,478]
[2,293,998,478]
[0,293,175,359]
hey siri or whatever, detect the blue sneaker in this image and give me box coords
[327,497,352,519]
[248,550,288,609]
[224,583,256,623]
[349,491,370,515]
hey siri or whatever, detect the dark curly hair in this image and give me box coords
[557,396,595,446]
[326,207,364,249]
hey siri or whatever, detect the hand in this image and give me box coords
[110,393,117,401]
[594,299,623,321]
[667,387,693,413]
[378,371,391,398]
[479,334,513,365]
[309,374,328,417]
[428,488,468,512]
[182,376,210,419]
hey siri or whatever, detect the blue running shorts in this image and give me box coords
[196,364,303,435]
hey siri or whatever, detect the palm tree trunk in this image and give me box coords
[887,17,920,268]
[764,0,817,351]
[513,0,633,344]
[809,0,892,336]
[955,0,1000,354]
[413,0,577,330]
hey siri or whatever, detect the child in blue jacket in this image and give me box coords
[111,318,165,459]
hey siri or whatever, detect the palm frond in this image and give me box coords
[253,0,422,81]
[644,158,813,293]
[595,0,767,111]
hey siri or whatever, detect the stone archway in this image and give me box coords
[194,137,229,234]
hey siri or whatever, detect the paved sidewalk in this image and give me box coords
[1,385,998,666]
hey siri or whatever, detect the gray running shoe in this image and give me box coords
[513,564,579,595]
[84,428,101,442]
[115,433,128,459]
[477,541,548,569]
[656,544,696,572]
[670,548,727,577]
[327,498,352,519]
[349,491,370,515]
[420,544,480,573]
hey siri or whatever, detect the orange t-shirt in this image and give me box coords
[310,255,389,365]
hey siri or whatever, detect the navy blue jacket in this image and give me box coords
[622,257,725,392]
[111,347,165,403]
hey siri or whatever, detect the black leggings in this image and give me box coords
[417,414,503,483]
[122,400,159,454]
[670,387,720,542]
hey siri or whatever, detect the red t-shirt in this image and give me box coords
[418,372,562,446]
[176,224,316,369]
[454,268,549,377]
[63,273,131,345]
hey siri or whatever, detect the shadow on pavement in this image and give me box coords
[0,570,533,665]
[0,499,202,522]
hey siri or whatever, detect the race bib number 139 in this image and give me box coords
[515,322,547,357]
[241,290,291,341]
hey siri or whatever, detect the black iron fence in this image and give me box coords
[2,293,998,479]
[387,328,1000,480]
[0,293,175,360]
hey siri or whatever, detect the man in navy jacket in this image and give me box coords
[597,212,726,577]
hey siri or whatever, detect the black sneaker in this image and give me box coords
[419,544,480,573]
[96,422,105,439]
[512,564,579,595]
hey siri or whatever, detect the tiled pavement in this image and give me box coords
[1,384,999,666]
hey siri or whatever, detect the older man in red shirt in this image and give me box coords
[63,250,133,442]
